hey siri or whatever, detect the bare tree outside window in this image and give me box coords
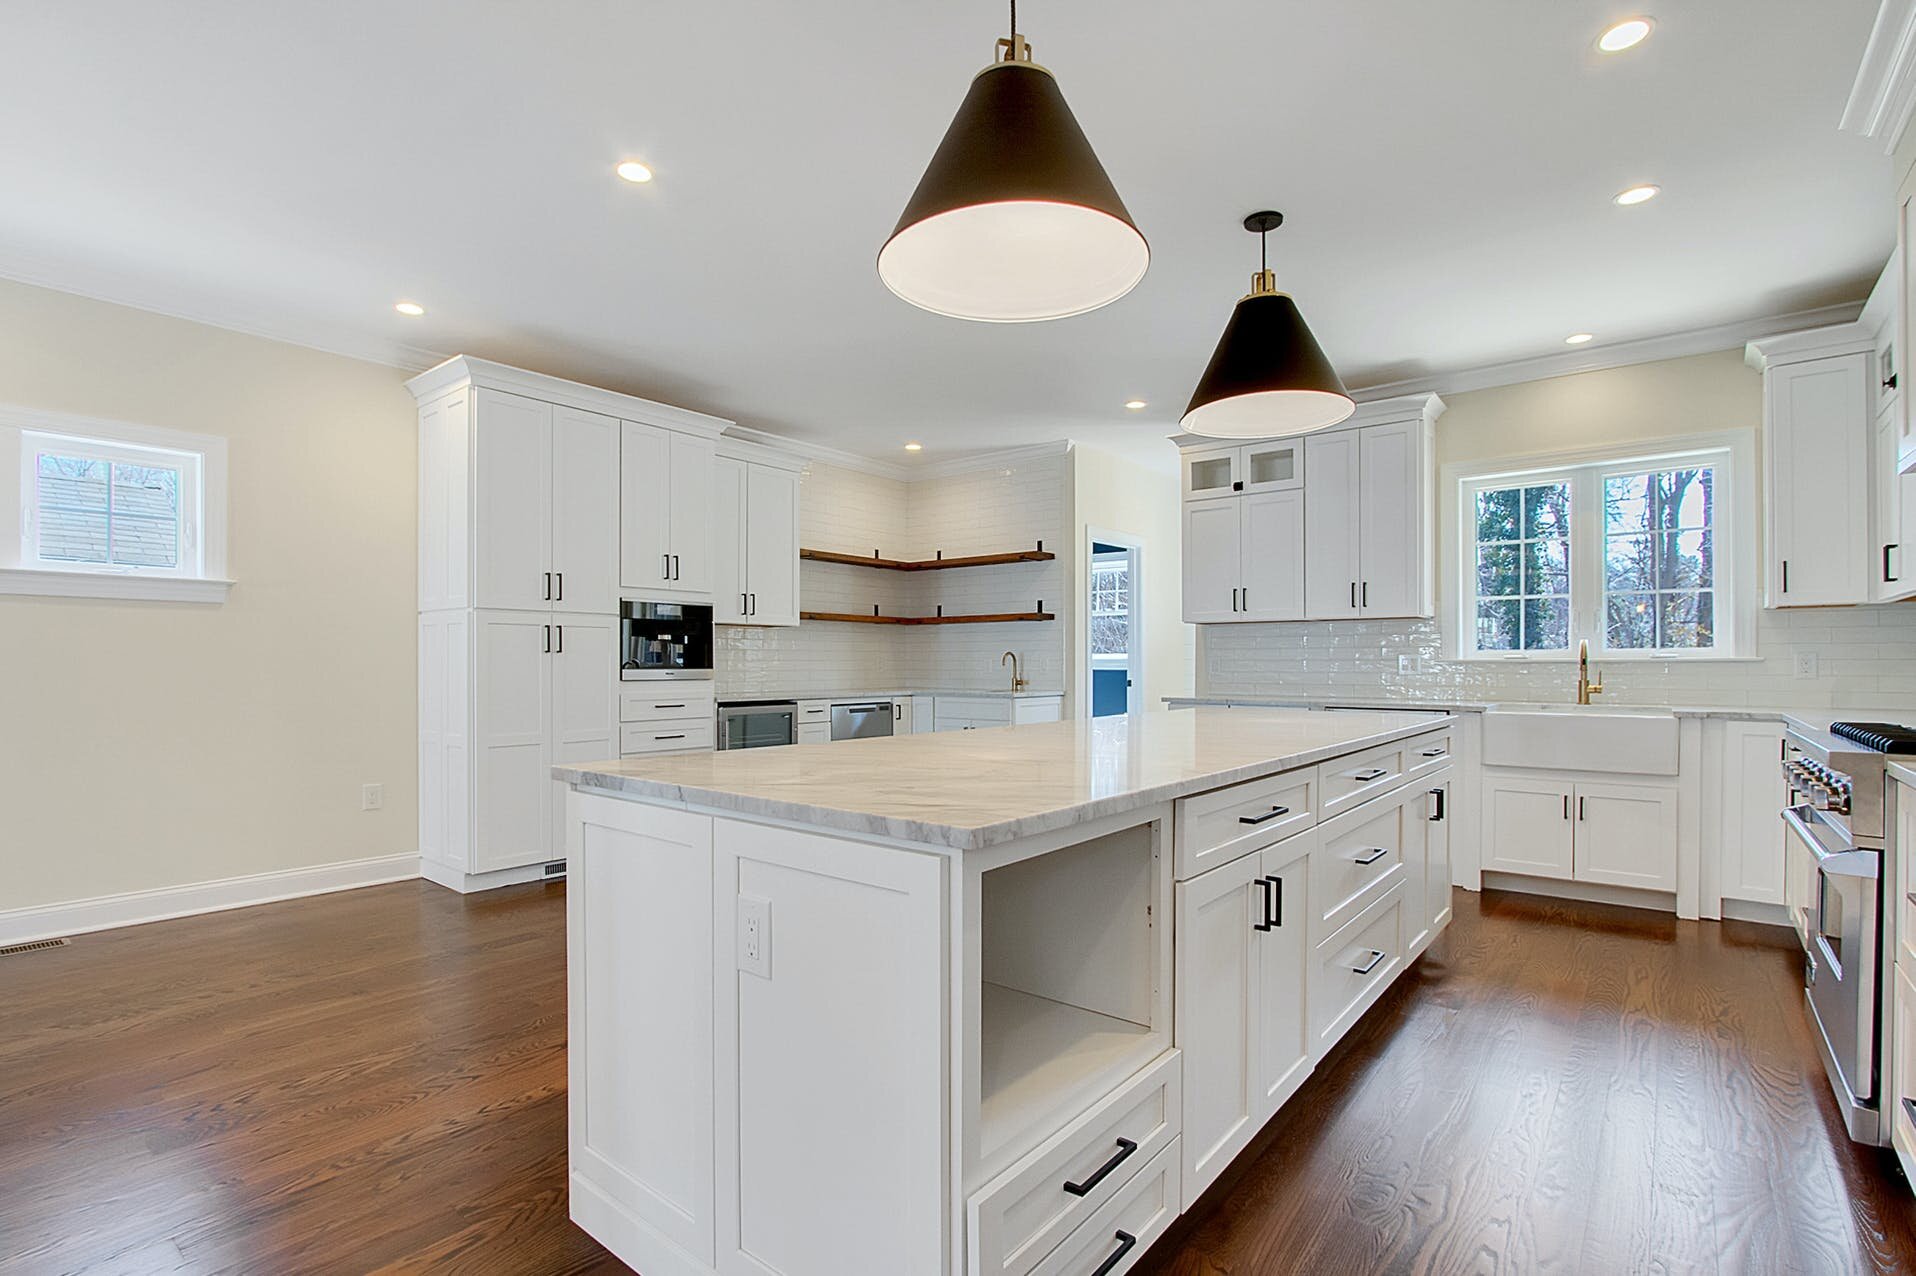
[1603,467,1713,651]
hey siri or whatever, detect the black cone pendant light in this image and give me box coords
[1181,212,1354,438]
[878,3,1148,322]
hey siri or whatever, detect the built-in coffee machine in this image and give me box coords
[619,600,713,681]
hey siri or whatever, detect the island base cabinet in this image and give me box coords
[713,820,948,1276]
[1026,1140,1181,1276]
[1175,832,1314,1207]
[566,795,716,1273]
[1312,885,1405,1055]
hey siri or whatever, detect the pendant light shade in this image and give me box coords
[1181,212,1354,438]
[878,27,1148,322]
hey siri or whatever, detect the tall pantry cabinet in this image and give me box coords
[411,357,732,893]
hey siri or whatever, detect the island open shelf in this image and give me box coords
[969,815,1172,1179]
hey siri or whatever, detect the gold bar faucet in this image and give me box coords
[1576,639,1604,705]
[1001,651,1029,693]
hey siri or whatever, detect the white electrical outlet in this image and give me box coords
[738,895,771,978]
[1794,652,1819,680]
[361,783,384,811]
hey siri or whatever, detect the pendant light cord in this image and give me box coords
[1010,0,1016,38]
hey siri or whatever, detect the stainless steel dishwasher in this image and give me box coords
[830,701,895,742]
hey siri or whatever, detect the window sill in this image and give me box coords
[0,567,233,603]
[1455,650,1758,665]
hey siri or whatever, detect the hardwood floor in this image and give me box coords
[3,881,1911,1274]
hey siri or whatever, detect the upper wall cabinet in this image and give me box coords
[1179,395,1440,626]
[1901,196,1916,475]
[1747,329,1875,609]
[714,445,802,627]
[621,422,718,601]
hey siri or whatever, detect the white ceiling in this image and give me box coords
[0,2,1893,469]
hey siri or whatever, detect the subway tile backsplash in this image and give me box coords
[1197,605,1916,711]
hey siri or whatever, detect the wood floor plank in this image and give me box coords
[4,879,1913,1275]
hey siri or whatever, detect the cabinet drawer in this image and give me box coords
[1174,767,1315,879]
[797,700,831,722]
[619,685,715,724]
[1403,730,1454,780]
[969,1050,1181,1276]
[619,719,714,755]
[1317,739,1409,820]
[940,697,1013,725]
[1312,885,1405,1050]
[1027,1139,1181,1276]
[1894,964,1916,1181]
[1311,789,1413,944]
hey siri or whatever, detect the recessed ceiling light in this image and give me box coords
[394,301,425,316]
[904,442,923,452]
[615,160,653,184]
[1614,184,1660,206]
[1598,18,1653,52]
[1124,400,1147,411]
[1565,333,1595,345]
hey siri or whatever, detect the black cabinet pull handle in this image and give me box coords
[1091,1230,1139,1276]
[1232,479,1243,491]
[1241,586,1248,610]
[1351,948,1387,976]
[749,592,756,615]
[1782,560,1789,593]
[1429,787,1446,821]
[1238,804,1291,826]
[556,624,564,653]
[1354,846,1388,866]
[1254,878,1274,931]
[655,703,686,709]
[663,552,670,579]
[672,553,680,580]
[1886,544,1900,584]
[1361,580,1368,608]
[1265,874,1283,926]
[544,571,552,601]
[544,625,551,654]
[1578,795,1585,821]
[1351,768,1387,782]
[1063,1138,1138,1196]
[1350,581,1357,609]
[556,572,563,601]
[1420,746,1447,758]
[1886,373,1899,390]
[655,733,686,741]
[1563,794,1570,820]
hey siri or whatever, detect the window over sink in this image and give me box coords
[1457,438,1745,660]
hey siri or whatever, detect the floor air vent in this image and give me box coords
[543,860,567,879]
[0,937,70,957]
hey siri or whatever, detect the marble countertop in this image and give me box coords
[722,687,1064,705]
[556,706,1449,851]
[1890,761,1916,789]
[1165,696,1916,724]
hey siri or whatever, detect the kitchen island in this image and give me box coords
[555,706,1459,1276]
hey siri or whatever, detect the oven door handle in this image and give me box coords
[1780,805,1879,878]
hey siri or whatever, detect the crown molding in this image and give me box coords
[405,355,733,437]
[910,440,1073,479]
[0,254,448,373]
[724,426,914,481]
[1743,320,1876,371]
[1842,0,1916,153]
[1351,301,1866,403]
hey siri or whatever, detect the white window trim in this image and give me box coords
[1441,429,1758,663]
[0,403,231,604]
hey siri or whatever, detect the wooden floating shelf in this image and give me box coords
[800,545,1055,572]
[800,610,1056,626]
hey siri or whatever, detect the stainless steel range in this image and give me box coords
[1782,720,1916,1145]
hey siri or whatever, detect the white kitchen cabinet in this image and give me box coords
[1181,499,1242,623]
[1181,440,1304,502]
[911,694,936,734]
[1252,838,1313,1125]
[1356,421,1420,618]
[1483,776,1575,879]
[891,697,913,734]
[714,450,802,626]
[797,721,831,745]
[1302,428,1361,620]
[1900,203,1916,474]
[933,696,1063,732]
[1239,491,1305,621]
[1747,343,1872,607]
[1425,779,1453,936]
[1717,723,1786,907]
[1875,404,1916,603]
[621,420,718,601]
[1483,773,1675,891]
[409,356,730,893]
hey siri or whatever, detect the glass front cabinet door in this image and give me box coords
[1183,440,1306,501]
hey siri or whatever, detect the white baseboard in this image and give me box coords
[1481,871,1677,914]
[0,852,421,946]
[419,858,560,894]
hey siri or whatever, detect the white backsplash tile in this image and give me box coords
[1197,605,1916,711]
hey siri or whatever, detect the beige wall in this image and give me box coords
[1070,444,1195,714]
[0,278,419,912]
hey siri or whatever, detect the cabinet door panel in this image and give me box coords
[1242,439,1303,493]
[1182,500,1242,624]
[1256,838,1313,1116]
[1358,421,1420,617]
[1175,853,1264,1203]
[1483,778,1573,879]
[1303,430,1361,619]
[475,611,552,872]
[1239,490,1305,621]
[418,388,470,611]
[1573,782,1677,891]
[1901,194,1916,471]
[1769,355,1869,607]
[668,431,717,595]
[1183,446,1240,501]
[1426,780,1453,932]
[713,456,748,624]
[1722,726,1785,905]
[551,405,621,615]
[746,463,801,626]
[474,389,552,611]
[620,421,672,593]
[550,614,619,859]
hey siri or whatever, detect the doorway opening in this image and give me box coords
[1088,533,1141,716]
